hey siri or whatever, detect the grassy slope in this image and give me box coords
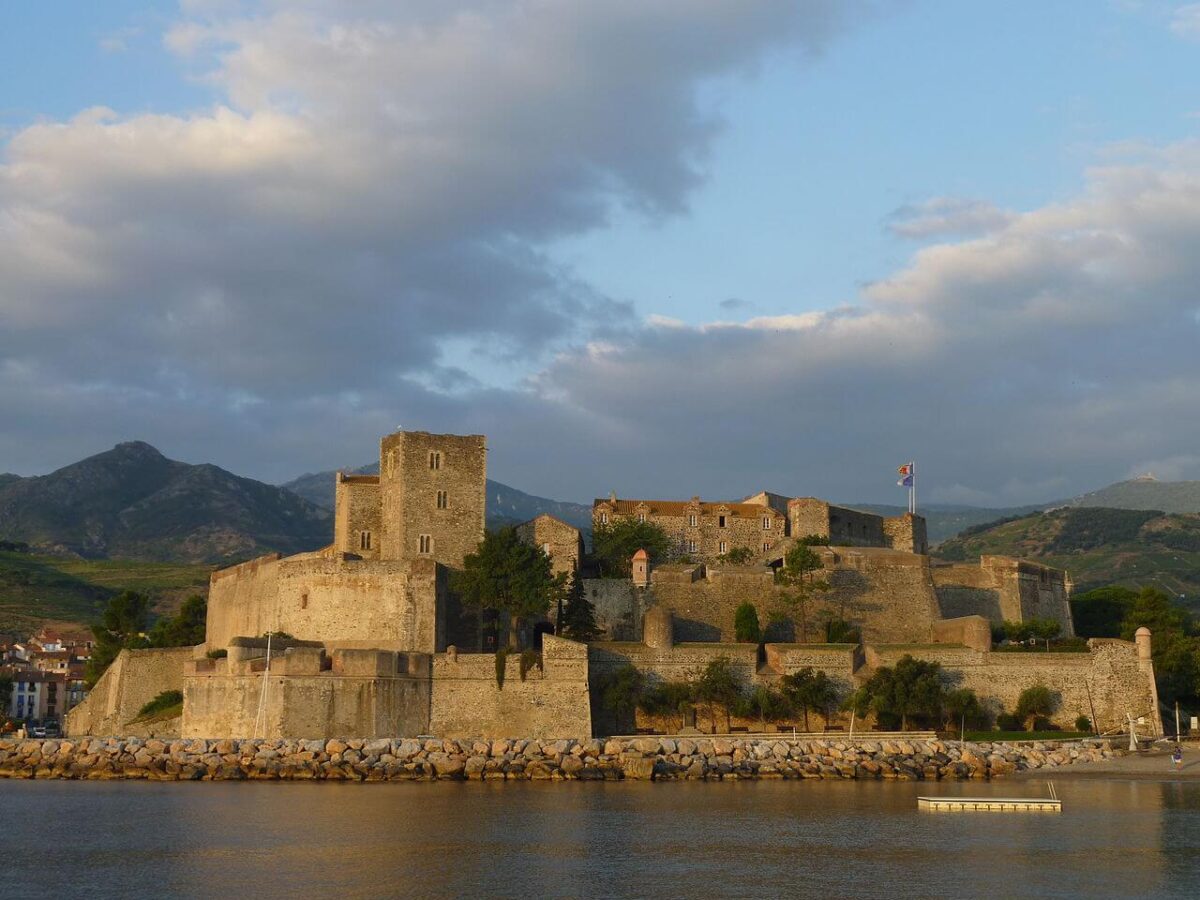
[936,508,1200,603]
[0,550,212,636]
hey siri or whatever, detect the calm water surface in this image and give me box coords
[2,777,1198,899]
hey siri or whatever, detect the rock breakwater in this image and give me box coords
[0,736,1122,782]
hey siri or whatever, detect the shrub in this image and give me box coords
[716,546,756,566]
[695,657,743,733]
[844,655,945,731]
[1015,684,1059,728]
[518,650,543,681]
[205,649,227,659]
[601,664,645,728]
[942,688,988,730]
[733,685,792,729]
[824,619,861,644]
[136,690,183,719]
[494,647,508,690]
[1032,716,1056,732]
[780,667,839,731]
[639,680,695,731]
[734,602,762,643]
[1075,715,1093,733]
[996,713,1024,732]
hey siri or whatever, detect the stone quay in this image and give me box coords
[0,736,1121,783]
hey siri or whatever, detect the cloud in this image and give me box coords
[0,1,856,480]
[1171,3,1200,39]
[886,196,1014,239]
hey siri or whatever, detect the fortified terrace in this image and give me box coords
[67,429,1163,742]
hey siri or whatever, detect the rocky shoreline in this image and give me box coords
[0,736,1122,782]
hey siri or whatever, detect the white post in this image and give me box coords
[849,710,855,741]
[1128,713,1138,752]
[253,630,273,739]
[911,461,917,515]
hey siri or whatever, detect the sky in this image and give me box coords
[3,0,1200,507]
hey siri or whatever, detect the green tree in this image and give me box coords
[695,656,743,733]
[639,679,695,732]
[941,687,986,730]
[451,526,555,649]
[1002,620,1032,643]
[1071,585,1138,638]
[601,664,645,731]
[775,542,830,643]
[734,602,762,643]
[0,675,12,718]
[591,518,673,577]
[1015,684,1059,729]
[86,590,151,687]
[147,595,207,648]
[779,667,839,731]
[733,685,792,730]
[1120,586,1200,706]
[558,571,600,642]
[1027,617,1062,650]
[716,546,755,566]
[845,655,946,731]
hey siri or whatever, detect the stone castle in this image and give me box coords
[67,429,1163,741]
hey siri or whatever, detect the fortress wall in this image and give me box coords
[882,514,928,555]
[65,647,193,738]
[181,671,430,739]
[980,556,1075,635]
[429,636,591,739]
[333,475,381,559]
[867,641,1157,734]
[589,641,759,685]
[649,567,776,643]
[788,499,886,547]
[821,549,940,644]
[583,579,646,641]
[206,556,444,653]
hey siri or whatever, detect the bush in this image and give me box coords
[1032,716,1056,732]
[824,619,861,644]
[734,602,762,643]
[518,649,543,681]
[136,690,183,719]
[716,546,755,566]
[1075,715,1093,733]
[205,649,227,659]
[601,664,645,729]
[1015,683,1059,727]
[996,713,1024,732]
[494,647,508,690]
[639,680,695,731]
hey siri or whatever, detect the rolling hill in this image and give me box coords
[936,506,1200,600]
[1065,477,1200,514]
[0,442,332,564]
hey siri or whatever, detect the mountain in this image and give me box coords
[0,442,332,564]
[1064,477,1200,515]
[849,502,1045,545]
[935,506,1200,599]
[281,466,594,534]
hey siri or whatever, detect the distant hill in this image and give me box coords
[936,506,1200,599]
[850,502,1044,545]
[0,442,332,564]
[282,466,593,534]
[1065,478,1200,515]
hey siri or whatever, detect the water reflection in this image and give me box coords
[2,779,1198,899]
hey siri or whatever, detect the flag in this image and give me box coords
[897,462,914,487]
[898,473,914,487]
[897,463,912,476]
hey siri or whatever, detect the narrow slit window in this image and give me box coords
[763,516,771,530]
[718,515,727,528]
[419,534,432,554]
[359,530,372,550]
[429,451,441,470]
[689,514,697,527]
[436,490,448,509]
[719,541,727,554]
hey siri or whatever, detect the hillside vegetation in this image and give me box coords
[0,549,212,636]
[1067,478,1200,514]
[937,507,1200,598]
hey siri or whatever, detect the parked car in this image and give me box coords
[43,721,61,738]
[29,723,46,738]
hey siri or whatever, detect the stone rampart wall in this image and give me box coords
[206,555,444,653]
[583,579,646,640]
[334,475,381,559]
[429,636,591,739]
[64,647,194,739]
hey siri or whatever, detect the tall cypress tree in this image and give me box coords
[559,571,600,642]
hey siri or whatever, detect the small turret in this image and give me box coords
[632,548,650,588]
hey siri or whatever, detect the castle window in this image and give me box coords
[542,543,551,556]
[436,490,448,509]
[689,514,697,527]
[688,540,697,553]
[718,515,727,528]
[429,451,441,470]
[763,542,770,552]
[719,541,727,554]
[638,513,646,523]
[359,530,372,551]
[600,513,608,525]
[300,593,308,610]
[762,517,771,530]
[419,534,432,554]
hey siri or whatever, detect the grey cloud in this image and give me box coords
[0,1,857,480]
[885,196,1014,239]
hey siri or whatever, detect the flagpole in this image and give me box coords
[912,461,917,515]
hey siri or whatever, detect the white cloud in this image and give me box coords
[1171,3,1200,39]
[886,196,1014,239]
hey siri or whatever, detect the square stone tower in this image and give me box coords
[378,430,487,567]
